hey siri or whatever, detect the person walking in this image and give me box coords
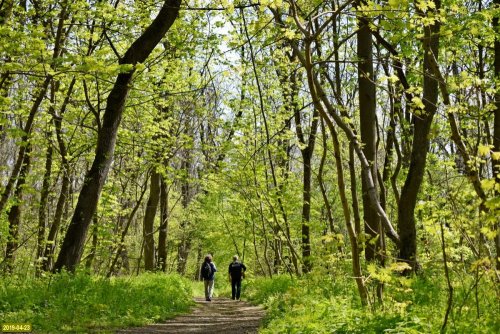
[228,255,246,300]
[200,254,217,301]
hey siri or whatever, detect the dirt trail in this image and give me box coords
[116,297,265,334]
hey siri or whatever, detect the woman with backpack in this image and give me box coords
[200,254,217,301]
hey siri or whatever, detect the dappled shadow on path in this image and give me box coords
[116,297,265,333]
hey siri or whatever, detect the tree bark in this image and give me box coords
[41,78,75,272]
[177,158,192,275]
[332,117,369,306]
[0,77,51,214]
[493,0,500,271]
[143,169,160,271]
[54,0,181,272]
[84,216,99,271]
[36,129,53,276]
[0,0,68,214]
[4,145,30,273]
[318,119,336,236]
[293,73,319,273]
[157,176,169,272]
[356,1,381,262]
[398,1,441,271]
[107,178,148,277]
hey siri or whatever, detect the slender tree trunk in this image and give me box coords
[439,218,453,333]
[143,170,160,271]
[318,119,336,236]
[357,1,380,262]
[0,0,69,214]
[398,1,441,272]
[157,176,169,272]
[4,145,30,273]
[42,172,69,272]
[107,178,148,277]
[332,120,369,306]
[36,130,53,276]
[347,144,363,257]
[85,216,99,271]
[0,77,51,214]
[42,78,76,272]
[177,157,192,275]
[293,79,319,273]
[493,0,500,271]
[54,0,181,272]
[300,140,314,273]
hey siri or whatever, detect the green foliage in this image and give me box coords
[245,272,499,333]
[0,272,193,333]
[245,275,294,304]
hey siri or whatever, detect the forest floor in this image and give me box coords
[116,297,265,333]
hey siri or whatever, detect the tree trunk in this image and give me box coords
[36,130,53,276]
[293,70,319,273]
[4,145,30,273]
[177,158,192,275]
[357,2,380,262]
[107,178,148,277]
[84,216,99,271]
[398,1,441,271]
[0,77,51,214]
[0,0,69,214]
[54,0,181,272]
[332,119,369,306]
[157,176,169,272]
[318,119,336,236]
[143,169,160,271]
[42,172,69,272]
[493,0,500,270]
[42,78,75,272]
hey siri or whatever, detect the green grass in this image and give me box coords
[0,272,194,333]
[2,268,497,333]
[244,271,499,334]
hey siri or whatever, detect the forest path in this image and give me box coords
[116,297,265,333]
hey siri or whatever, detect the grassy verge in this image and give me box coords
[0,272,193,333]
[244,270,499,333]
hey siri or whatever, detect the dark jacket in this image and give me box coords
[228,261,246,281]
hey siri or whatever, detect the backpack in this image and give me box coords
[201,262,212,279]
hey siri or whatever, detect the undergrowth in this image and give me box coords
[0,272,193,333]
[245,268,499,333]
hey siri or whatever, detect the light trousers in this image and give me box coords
[204,279,214,299]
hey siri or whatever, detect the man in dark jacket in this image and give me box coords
[201,254,217,301]
[228,255,246,300]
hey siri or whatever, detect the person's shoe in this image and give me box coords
[206,298,210,301]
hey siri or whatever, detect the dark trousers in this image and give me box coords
[231,279,242,300]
